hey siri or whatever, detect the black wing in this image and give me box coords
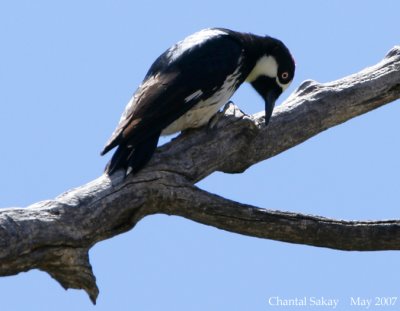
[101,32,244,155]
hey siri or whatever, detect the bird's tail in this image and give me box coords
[104,132,161,176]
[104,143,131,175]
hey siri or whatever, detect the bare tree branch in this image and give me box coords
[160,183,400,251]
[0,46,399,303]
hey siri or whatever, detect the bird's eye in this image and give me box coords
[281,72,289,80]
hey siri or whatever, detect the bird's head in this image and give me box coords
[245,36,295,124]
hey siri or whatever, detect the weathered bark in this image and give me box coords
[1,46,399,303]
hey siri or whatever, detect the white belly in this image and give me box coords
[162,63,242,136]
[161,99,224,135]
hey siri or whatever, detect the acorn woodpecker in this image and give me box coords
[101,28,295,175]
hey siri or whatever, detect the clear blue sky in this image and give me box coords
[1,1,399,310]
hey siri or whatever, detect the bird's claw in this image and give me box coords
[207,101,235,131]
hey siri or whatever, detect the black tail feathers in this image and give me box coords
[104,143,131,175]
[104,132,160,176]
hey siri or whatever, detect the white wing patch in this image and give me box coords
[167,28,227,63]
[184,90,203,103]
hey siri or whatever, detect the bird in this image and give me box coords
[101,28,295,176]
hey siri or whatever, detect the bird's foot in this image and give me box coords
[207,101,235,131]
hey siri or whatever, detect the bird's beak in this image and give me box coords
[250,76,282,125]
[264,88,279,125]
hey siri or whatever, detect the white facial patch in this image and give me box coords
[246,55,278,82]
[167,28,227,62]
